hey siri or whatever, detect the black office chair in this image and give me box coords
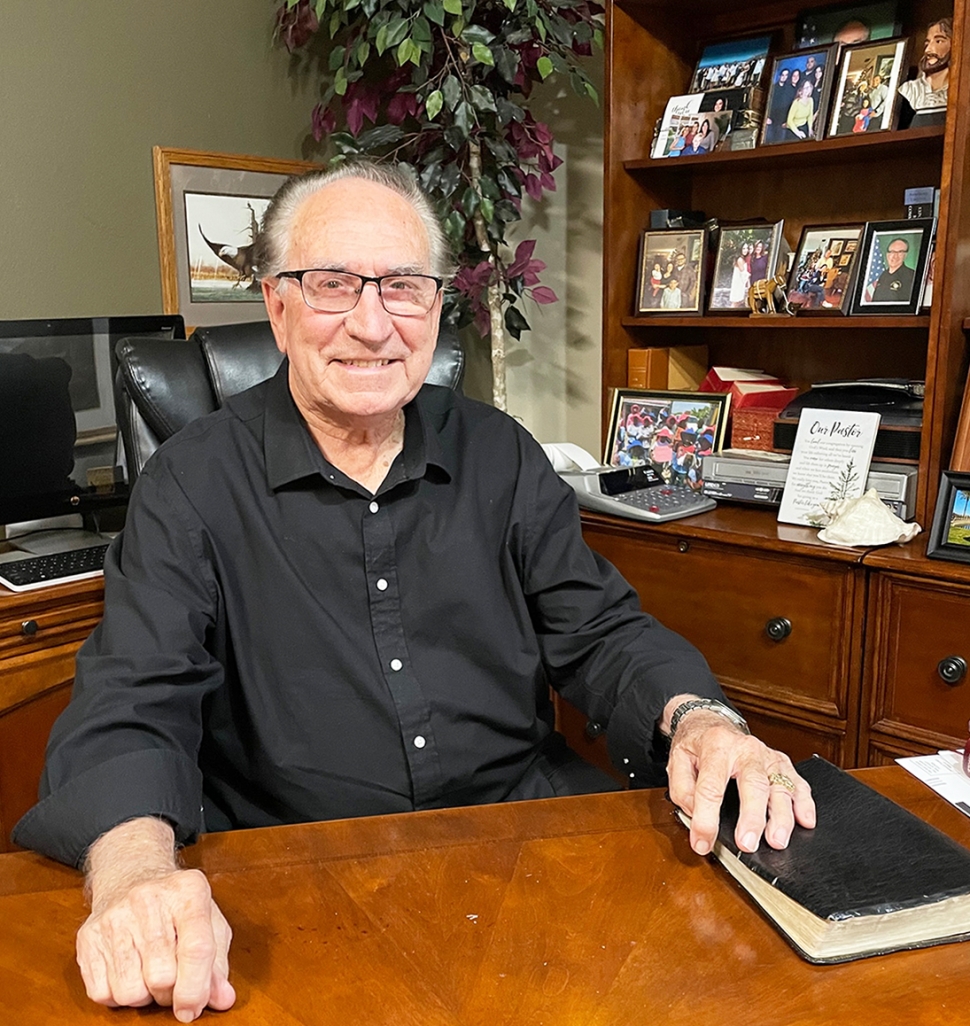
[114,320,465,482]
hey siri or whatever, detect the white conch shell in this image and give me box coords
[817,488,922,547]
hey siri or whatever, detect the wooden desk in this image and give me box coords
[0,766,966,1024]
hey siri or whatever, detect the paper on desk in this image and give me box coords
[896,750,970,819]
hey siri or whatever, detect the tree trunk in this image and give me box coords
[468,140,507,412]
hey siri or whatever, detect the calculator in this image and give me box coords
[561,464,716,522]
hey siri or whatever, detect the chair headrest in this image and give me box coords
[191,322,284,405]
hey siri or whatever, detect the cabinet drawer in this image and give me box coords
[584,527,864,719]
[0,594,102,658]
[865,573,970,748]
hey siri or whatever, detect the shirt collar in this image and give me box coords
[263,359,454,492]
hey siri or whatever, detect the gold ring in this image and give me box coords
[768,772,796,794]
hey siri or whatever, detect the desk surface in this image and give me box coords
[1,766,966,1024]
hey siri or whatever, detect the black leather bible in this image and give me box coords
[689,755,970,963]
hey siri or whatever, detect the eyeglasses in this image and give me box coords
[275,269,443,317]
[887,248,909,255]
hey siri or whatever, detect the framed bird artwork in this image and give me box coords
[153,147,321,328]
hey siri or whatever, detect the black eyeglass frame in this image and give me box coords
[275,269,445,315]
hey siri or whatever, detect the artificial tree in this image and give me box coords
[275,0,603,411]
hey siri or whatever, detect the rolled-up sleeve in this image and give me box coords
[12,467,223,866]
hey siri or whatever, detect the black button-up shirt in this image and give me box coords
[14,365,721,866]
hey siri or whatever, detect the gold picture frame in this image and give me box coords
[152,147,320,327]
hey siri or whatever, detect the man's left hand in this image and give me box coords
[664,703,816,856]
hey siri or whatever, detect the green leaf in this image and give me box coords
[444,210,466,246]
[395,37,412,65]
[354,39,370,67]
[328,45,346,72]
[585,81,599,104]
[536,55,553,79]
[454,99,474,137]
[439,162,461,196]
[462,187,480,217]
[386,17,410,48]
[426,89,444,120]
[329,10,341,36]
[357,124,406,149]
[442,74,462,110]
[505,304,530,338]
[442,0,462,14]
[502,0,517,9]
[495,46,519,84]
[334,66,348,96]
[423,0,445,25]
[471,42,494,66]
[461,24,495,45]
[593,27,605,50]
[480,196,494,223]
[375,23,390,54]
[412,16,433,45]
[468,85,496,112]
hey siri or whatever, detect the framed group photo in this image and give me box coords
[927,471,970,564]
[651,95,732,158]
[635,229,707,313]
[827,37,908,136]
[605,388,731,489]
[848,218,935,314]
[153,147,321,326]
[709,221,786,311]
[689,33,774,92]
[787,223,864,312]
[761,45,839,144]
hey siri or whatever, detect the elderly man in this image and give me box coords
[869,236,916,303]
[14,163,813,1022]
[899,18,952,111]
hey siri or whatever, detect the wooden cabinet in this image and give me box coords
[0,579,102,851]
[581,0,970,770]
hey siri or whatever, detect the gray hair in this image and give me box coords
[254,160,454,280]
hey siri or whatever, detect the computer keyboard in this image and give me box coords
[0,543,109,592]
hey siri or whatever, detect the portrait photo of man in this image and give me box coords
[855,226,930,312]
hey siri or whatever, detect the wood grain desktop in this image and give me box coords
[0,767,966,1024]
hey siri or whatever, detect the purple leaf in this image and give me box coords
[531,286,558,305]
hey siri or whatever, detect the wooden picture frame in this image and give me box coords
[760,45,840,145]
[635,229,707,313]
[847,218,935,315]
[787,223,864,313]
[604,389,731,489]
[153,147,320,327]
[826,37,908,137]
[926,471,970,563]
[709,221,786,312]
[689,33,774,93]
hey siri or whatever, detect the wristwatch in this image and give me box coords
[666,698,750,742]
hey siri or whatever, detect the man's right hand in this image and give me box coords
[76,817,235,1022]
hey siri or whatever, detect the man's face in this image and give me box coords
[886,240,909,272]
[263,179,441,429]
[921,24,952,74]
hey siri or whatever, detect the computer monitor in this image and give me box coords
[0,315,185,528]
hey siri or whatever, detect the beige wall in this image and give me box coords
[0,0,320,319]
[1,2,603,451]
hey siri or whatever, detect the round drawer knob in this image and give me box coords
[678,540,690,554]
[21,619,39,636]
[937,656,967,686]
[584,720,604,741]
[765,617,792,642]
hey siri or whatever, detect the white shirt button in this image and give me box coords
[390,658,403,671]
[369,501,379,513]
[413,735,426,749]
[376,578,388,591]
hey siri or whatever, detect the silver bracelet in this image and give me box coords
[667,698,750,743]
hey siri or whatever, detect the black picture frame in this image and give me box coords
[794,1,902,49]
[709,221,786,312]
[604,389,732,489]
[847,218,935,315]
[787,223,865,313]
[927,471,970,563]
[635,229,708,314]
[689,33,774,93]
[826,36,909,137]
[760,45,840,145]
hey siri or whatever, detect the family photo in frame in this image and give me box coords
[605,389,731,489]
[827,37,908,135]
[849,218,934,314]
[761,45,839,143]
[927,471,970,563]
[689,33,773,92]
[787,224,864,312]
[709,222,786,311]
[635,229,707,313]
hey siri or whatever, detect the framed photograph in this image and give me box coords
[635,229,707,313]
[827,37,908,136]
[651,95,732,158]
[848,218,935,314]
[153,147,321,327]
[920,239,937,310]
[760,46,839,144]
[787,223,864,312]
[795,1,902,49]
[927,472,970,563]
[709,221,786,311]
[604,389,731,489]
[689,34,773,93]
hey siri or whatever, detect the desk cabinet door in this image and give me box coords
[864,572,970,762]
